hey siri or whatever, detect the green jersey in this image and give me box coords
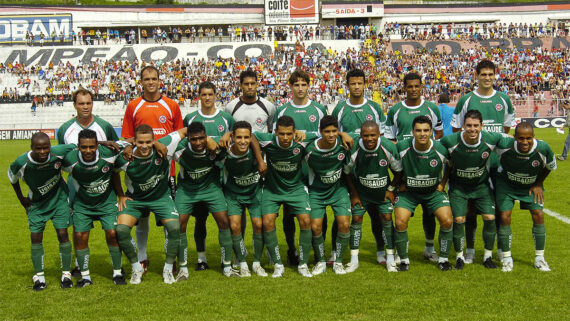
[345,136,401,197]
[304,138,350,198]
[496,138,556,188]
[8,144,76,203]
[173,138,224,192]
[385,99,442,140]
[220,147,260,197]
[184,109,235,136]
[440,131,506,185]
[273,100,327,133]
[115,132,182,200]
[451,90,515,133]
[254,132,309,194]
[58,115,118,145]
[62,145,119,207]
[331,98,386,134]
[396,138,449,193]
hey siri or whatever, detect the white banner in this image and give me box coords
[265,0,319,25]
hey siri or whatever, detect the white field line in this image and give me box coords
[543,208,570,224]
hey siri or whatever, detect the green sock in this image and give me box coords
[164,220,180,264]
[532,224,546,251]
[349,222,362,250]
[438,227,452,259]
[31,243,44,274]
[394,229,409,260]
[76,248,90,272]
[59,242,72,271]
[312,233,325,262]
[232,234,246,263]
[465,215,477,249]
[116,224,138,264]
[218,229,233,265]
[498,225,512,252]
[108,246,122,270]
[179,232,188,267]
[299,228,312,265]
[482,219,496,251]
[381,220,395,250]
[252,232,264,261]
[453,222,465,253]
[263,229,282,264]
[335,232,350,263]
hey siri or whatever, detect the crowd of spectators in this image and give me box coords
[3,25,569,117]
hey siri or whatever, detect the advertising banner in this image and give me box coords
[0,14,72,45]
[265,0,319,25]
[0,128,55,140]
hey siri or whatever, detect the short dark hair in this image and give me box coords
[346,68,366,84]
[514,122,533,136]
[135,124,154,140]
[72,87,94,104]
[438,93,450,104]
[360,120,379,132]
[476,59,496,75]
[403,72,422,86]
[288,69,310,85]
[275,115,295,130]
[319,115,339,131]
[233,121,252,133]
[199,81,216,94]
[141,65,159,80]
[31,132,49,147]
[464,110,483,124]
[240,69,257,84]
[78,129,97,144]
[412,115,432,129]
[188,122,206,136]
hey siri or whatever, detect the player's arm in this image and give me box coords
[435,130,444,139]
[338,131,354,150]
[388,171,403,197]
[437,165,451,192]
[11,181,32,212]
[343,172,362,208]
[530,168,551,205]
[250,134,267,177]
[112,171,131,211]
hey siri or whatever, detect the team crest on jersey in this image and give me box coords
[256,117,263,125]
[430,159,438,167]
[309,115,317,122]
[366,114,373,121]
[54,161,61,169]
[379,159,388,167]
[218,125,225,132]
[102,165,110,173]
[481,151,490,159]
[496,104,503,112]
[155,158,162,165]
[159,115,167,124]
[338,153,345,160]
[531,160,540,167]
[293,148,300,155]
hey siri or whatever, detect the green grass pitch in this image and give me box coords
[1,128,569,320]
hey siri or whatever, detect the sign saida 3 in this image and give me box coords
[0,14,72,44]
[265,0,319,25]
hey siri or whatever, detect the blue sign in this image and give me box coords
[0,14,73,44]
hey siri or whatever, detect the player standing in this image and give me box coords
[392,116,453,271]
[385,72,444,263]
[495,122,556,272]
[9,133,76,290]
[451,59,515,263]
[121,65,184,273]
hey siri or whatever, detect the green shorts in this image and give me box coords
[27,191,71,233]
[261,186,311,216]
[309,187,351,219]
[175,184,227,215]
[449,182,495,217]
[495,179,544,212]
[73,201,118,232]
[225,189,262,218]
[120,192,179,224]
[352,193,394,216]
[395,190,450,214]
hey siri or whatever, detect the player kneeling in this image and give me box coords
[495,122,556,272]
[9,133,77,290]
[115,124,186,284]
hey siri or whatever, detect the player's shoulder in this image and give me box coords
[12,152,30,167]
[310,100,327,112]
[439,131,460,147]
[432,139,449,154]
[126,96,144,108]
[455,92,474,108]
[379,136,398,153]
[160,95,179,105]
[387,101,404,113]
[367,99,383,110]
[535,139,553,153]
[93,115,112,127]
[258,97,276,109]
[424,100,439,110]
[224,97,241,112]
[184,110,199,121]
[396,137,412,151]
[58,117,75,131]
[218,110,234,120]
